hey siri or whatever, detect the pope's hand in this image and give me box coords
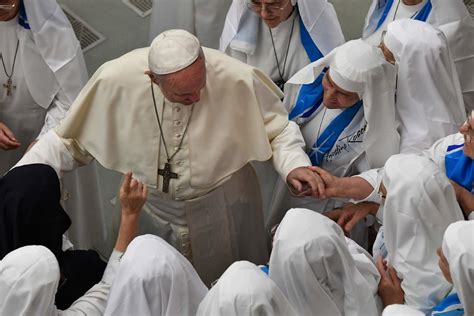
[286,166,325,198]
[119,172,148,217]
[0,122,20,150]
[308,166,340,199]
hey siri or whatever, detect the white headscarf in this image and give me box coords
[286,39,399,169]
[384,19,466,153]
[269,208,380,316]
[382,154,465,313]
[219,0,344,56]
[0,246,59,316]
[197,261,297,315]
[442,220,474,315]
[104,235,208,316]
[19,0,88,108]
[381,304,424,316]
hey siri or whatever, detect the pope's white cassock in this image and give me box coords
[149,0,232,48]
[16,37,312,285]
[0,0,104,251]
[265,40,399,243]
[363,0,474,113]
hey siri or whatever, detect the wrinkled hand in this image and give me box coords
[459,115,474,159]
[325,202,378,235]
[0,122,20,150]
[307,166,340,199]
[119,172,148,217]
[286,166,325,198]
[376,256,404,307]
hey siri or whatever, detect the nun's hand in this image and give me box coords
[325,202,379,235]
[120,172,148,217]
[0,122,20,150]
[460,115,474,159]
[376,256,404,307]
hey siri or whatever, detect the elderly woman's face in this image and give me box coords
[0,0,19,21]
[246,0,294,28]
[322,71,360,109]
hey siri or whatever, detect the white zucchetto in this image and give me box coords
[149,29,201,75]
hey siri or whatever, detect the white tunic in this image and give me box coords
[149,0,232,49]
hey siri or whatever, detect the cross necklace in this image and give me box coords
[150,81,194,193]
[1,39,19,97]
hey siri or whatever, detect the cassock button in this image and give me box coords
[175,107,181,112]
[174,121,181,126]
[177,161,184,166]
[175,133,182,138]
[174,146,179,151]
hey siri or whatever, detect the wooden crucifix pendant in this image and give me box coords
[158,162,178,193]
[3,78,16,96]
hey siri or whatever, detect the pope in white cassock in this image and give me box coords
[149,0,232,49]
[363,0,474,113]
[17,29,323,285]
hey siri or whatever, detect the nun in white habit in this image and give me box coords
[381,221,474,315]
[265,39,398,240]
[104,235,208,316]
[0,245,121,315]
[363,0,474,113]
[269,208,382,316]
[197,261,297,316]
[0,0,105,252]
[381,19,466,154]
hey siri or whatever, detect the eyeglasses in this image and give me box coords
[246,0,289,15]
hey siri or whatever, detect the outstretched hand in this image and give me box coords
[286,166,326,198]
[376,256,404,307]
[119,172,148,217]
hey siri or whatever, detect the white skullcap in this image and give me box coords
[148,29,201,75]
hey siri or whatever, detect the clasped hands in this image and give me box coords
[286,165,340,199]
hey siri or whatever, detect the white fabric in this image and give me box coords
[382,304,424,316]
[224,9,310,83]
[269,208,381,316]
[149,0,232,49]
[364,0,474,113]
[384,19,466,153]
[442,221,474,315]
[286,39,399,169]
[220,0,344,57]
[149,29,201,75]
[0,246,122,316]
[197,261,297,316]
[382,154,465,313]
[105,235,207,316]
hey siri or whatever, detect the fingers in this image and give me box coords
[1,123,17,142]
[121,172,132,193]
[0,129,20,149]
[376,256,387,279]
[344,211,364,233]
[387,265,401,286]
[324,208,343,221]
[288,178,303,195]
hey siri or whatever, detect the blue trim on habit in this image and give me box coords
[445,145,474,191]
[288,17,325,121]
[18,0,30,29]
[309,100,363,166]
[373,0,432,33]
[432,293,464,315]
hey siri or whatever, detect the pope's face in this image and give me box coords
[0,0,19,21]
[147,57,207,106]
[322,71,360,109]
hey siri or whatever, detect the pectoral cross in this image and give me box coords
[158,162,178,193]
[3,78,16,96]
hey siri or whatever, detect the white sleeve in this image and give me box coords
[271,120,312,180]
[351,168,383,204]
[58,250,123,316]
[14,130,82,177]
[36,91,71,139]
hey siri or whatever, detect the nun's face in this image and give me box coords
[0,0,19,21]
[322,71,360,109]
[246,0,294,28]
